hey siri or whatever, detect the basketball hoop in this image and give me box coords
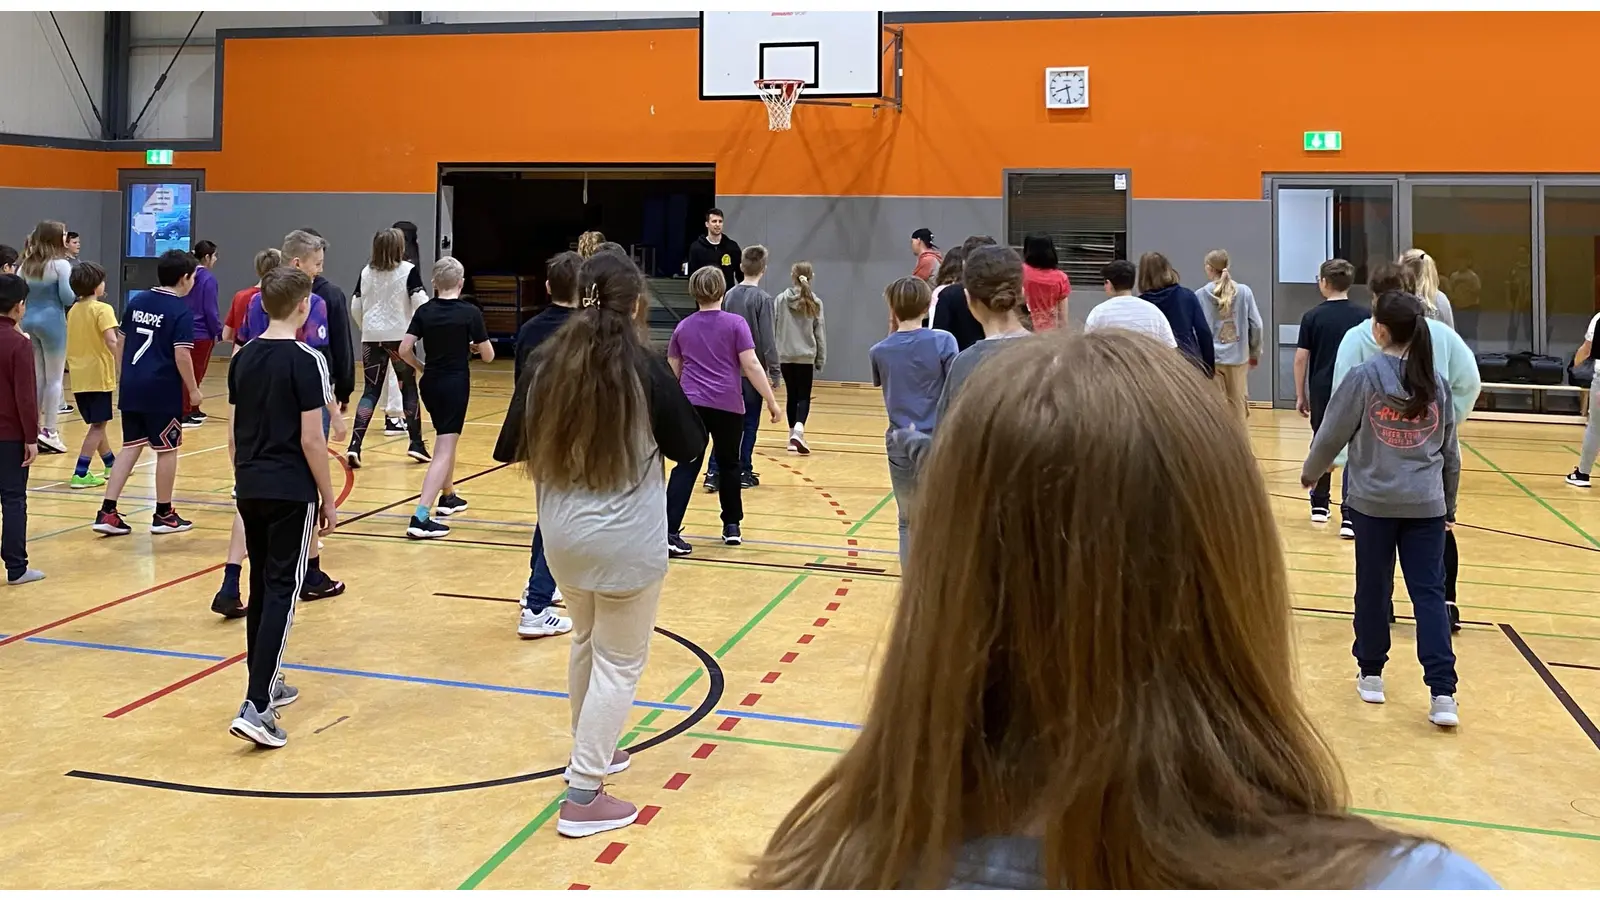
[755,78,805,132]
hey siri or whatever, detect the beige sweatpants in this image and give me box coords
[1215,363,1249,422]
[563,579,664,791]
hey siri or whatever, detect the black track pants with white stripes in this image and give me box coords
[239,498,316,714]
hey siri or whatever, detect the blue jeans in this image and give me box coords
[523,524,556,613]
[707,379,760,478]
[1349,509,1457,696]
[886,441,917,566]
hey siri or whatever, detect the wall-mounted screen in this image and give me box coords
[127,182,193,258]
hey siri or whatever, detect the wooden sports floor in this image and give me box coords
[3,360,1600,889]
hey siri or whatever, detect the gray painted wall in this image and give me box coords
[1129,198,1272,401]
[195,190,435,303]
[0,186,121,299]
[717,195,1003,384]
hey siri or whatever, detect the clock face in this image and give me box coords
[1046,68,1088,108]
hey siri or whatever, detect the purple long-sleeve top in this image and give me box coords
[187,265,224,342]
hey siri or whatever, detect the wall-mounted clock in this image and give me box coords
[1045,66,1089,109]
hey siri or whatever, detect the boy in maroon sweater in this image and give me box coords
[0,274,42,585]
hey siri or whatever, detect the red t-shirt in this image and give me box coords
[1023,265,1071,331]
[224,286,257,344]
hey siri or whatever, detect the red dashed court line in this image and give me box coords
[826,602,840,611]
[568,884,589,890]
[780,651,798,663]
[595,842,627,865]
[740,692,762,706]
[664,772,691,790]
[636,804,661,825]
[797,634,814,644]
[761,671,781,683]
[835,587,849,596]
[692,742,716,759]
[717,717,740,731]
[814,617,829,627]
[104,651,246,718]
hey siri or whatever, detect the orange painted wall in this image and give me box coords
[7,12,1600,198]
[0,144,123,190]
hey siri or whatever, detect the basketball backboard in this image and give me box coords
[699,11,885,101]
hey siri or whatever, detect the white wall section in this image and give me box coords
[0,12,105,138]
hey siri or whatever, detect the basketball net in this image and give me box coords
[756,78,805,132]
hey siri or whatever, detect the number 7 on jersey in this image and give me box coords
[131,326,156,365]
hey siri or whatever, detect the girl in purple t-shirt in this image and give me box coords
[664,266,780,555]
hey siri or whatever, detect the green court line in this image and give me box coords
[1287,546,1600,578]
[714,575,810,658]
[1291,588,1600,622]
[1461,440,1600,549]
[844,491,895,536]
[1290,566,1600,604]
[1350,807,1600,843]
[457,793,565,889]
[684,730,846,755]
[1523,630,1600,643]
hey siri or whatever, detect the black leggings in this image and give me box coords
[666,406,744,532]
[348,341,421,451]
[780,363,814,428]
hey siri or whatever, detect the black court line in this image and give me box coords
[337,462,509,528]
[1267,489,1600,554]
[1292,605,1496,629]
[1500,624,1600,753]
[1551,661,1600,674]
[434,592,565,609]
[65,625,722,800]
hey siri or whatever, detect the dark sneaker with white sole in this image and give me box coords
[150,509,193,534]
[407,441,432,463]
[93,509,131,536]
[211,588,246,619]
[703,473,718,493]
[345,450,362,469]
[383,417,406,436]
[1567,467,1591,488]
[435,493,469,517]
[406,516,450,539]
[723,523,742,546]
[299,570,346,601]
[229,701,287,748]
[1339,521,1355,540]
[667,533,692,558]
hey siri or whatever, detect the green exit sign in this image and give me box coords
[145,148,174,166]
[1303,131,1342,151]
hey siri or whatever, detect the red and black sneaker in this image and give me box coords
[150,509,194,534]
[92,508,131,536]
[300,569,347,601]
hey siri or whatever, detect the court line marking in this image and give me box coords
[1551,661,1600,673]
[105,652,247,719]
[1500,623,1600,753]
[1460,440,1600,549]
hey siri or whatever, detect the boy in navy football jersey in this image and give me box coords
[93,250,203,536]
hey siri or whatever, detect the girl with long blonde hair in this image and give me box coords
[18,221,76,453]
[773,261,826,453]
[1399,248,1455,329]
[1198,248,1262,421]
[750,332,1495,889]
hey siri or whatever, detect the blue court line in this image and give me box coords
[711,708,862,730]
[25,636,227,662]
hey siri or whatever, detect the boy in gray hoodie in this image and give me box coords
[1301,292,1461,729]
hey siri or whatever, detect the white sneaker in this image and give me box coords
[37,430,67,454]
[789,424,810,455]
[518,607,573,639]
[1356,674,1386,704]
[1429,694,1459,727]
[1310,507,1330,524]
[1339,521,1355,540]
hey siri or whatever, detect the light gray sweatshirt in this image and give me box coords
[1196,281,1262,367]
[724,283,780,381]
[773,286,827,369]
[1302,353,1459,520]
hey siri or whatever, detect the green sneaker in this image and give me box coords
[69,472,107,490]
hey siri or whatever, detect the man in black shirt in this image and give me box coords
[227,265,338,749]
[401,256,492,539]
[686,207,742,290]
[1294,258,1368,534]
[932,235,997,351]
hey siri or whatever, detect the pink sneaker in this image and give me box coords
[557,788,639,838]
[564,749,630,783]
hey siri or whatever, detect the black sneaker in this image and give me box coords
[407,441,432,463]
[435,493,469,517]
[1339,521,1355,540]
[151,509,193,534]
[211,588,246,619]
[345,449,362,469]
[190,409,208,422]
[1567,467,1591,489]
[180,414,204,429]
[406,515,450,539]
[723,523,743,546]
[667,533,693,558]
[1448,601,1462,633]
[740,472,759,489]
[703,473,719,493]
[383,417,406,436]
[299,569,347,600]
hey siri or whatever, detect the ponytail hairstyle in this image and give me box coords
[523,251,650,492]
[1399,249,1441,315]
[1372,290,1437,421]
[962,244,1025,314]
[577,231,605,258]
[1204,249,1237,316]
[790,261,820,318]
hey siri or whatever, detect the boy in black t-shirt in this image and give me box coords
[1294,258,1369,535]
[227,266,338,749]
[400,257,492,539]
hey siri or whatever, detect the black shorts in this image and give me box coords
[122,409,183,452]
[420,372,469,436]
[75,391,114,425]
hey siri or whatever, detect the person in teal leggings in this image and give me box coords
[18,221,76,454]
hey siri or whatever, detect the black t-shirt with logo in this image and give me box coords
[229,338,334,503]
[1297,298,1370,408]
[407,296,489,375]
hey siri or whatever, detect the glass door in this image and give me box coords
[1270,179,1397,406]
[117,169,204,313]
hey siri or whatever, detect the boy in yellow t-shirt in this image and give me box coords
[65,262,120,489]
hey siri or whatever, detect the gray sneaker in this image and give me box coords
[229,701,287,748]
[270,676,299,709]
[1429,694,1460,727]
[1356,675,1386,704]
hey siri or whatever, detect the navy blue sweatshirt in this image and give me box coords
[312,274,355,404]
[514,304,576,382]
[1142,283,1215,375]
